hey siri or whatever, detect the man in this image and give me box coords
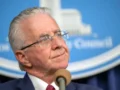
[0,7,102,90]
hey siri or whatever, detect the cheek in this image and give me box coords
[26,48,51,66]
[63,42,69,54]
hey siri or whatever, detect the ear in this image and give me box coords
[15,50,32,68]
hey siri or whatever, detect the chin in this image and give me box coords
[58,62,68,69]
[52,63,68,71]
[52,57,69,70]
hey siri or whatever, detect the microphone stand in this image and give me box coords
[57,77,66,90]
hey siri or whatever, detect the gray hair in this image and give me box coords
[9,7,51,51]
[8,7,51,70]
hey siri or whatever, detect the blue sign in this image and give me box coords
[0,0,120,79]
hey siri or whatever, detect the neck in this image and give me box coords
[25,68,56,84]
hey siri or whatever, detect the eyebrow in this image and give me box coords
[39,34,48,38]
[54,30,61,33]
[39,30,61,37]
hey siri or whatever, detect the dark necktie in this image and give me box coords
[46,85,55,90]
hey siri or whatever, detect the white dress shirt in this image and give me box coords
[28,74,59,90]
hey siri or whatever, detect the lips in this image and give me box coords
[51,48,66,59]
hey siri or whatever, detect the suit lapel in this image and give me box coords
[17,73,35,90]
[16,73,76,90]
[66,82,76,90]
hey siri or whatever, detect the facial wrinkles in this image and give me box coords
[22,13,69,73]
[25,48,48,72]
[36,32,66,71]
[50,36,68,57]
[51,48,65,59]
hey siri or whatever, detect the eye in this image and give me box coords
[39,35,50,42]
[56,31,62,36]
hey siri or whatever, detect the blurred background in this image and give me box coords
[0,0,120,90]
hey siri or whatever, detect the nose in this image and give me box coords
[51,36,63,50]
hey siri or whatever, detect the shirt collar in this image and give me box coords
[28,74,59,90]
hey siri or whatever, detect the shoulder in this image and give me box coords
[0,78,22,90]
[66,82,103,90]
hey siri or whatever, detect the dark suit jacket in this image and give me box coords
[0,74,102,90]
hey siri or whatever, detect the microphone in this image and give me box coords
[54,69,71,90]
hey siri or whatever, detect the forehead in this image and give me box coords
[20,13,60,38]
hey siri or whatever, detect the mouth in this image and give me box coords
[53,52,65,59]
[51,48,66,59]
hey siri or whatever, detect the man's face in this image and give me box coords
[20,13,69,73]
